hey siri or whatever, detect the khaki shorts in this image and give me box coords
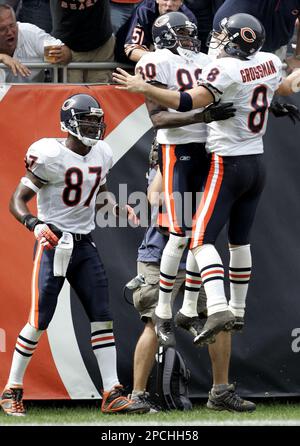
[133,262,207,321]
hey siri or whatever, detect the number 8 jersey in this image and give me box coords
[25,138,113,233]
[200,51,283,156]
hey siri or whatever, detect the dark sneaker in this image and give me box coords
[101,384,149,414]
[129,392,160,413]
[0,386,26,416]
[207,384,256,412]
[154,315,176,347]
[174,311,205,337]
[193,310,235,347]
[232,316,244,332]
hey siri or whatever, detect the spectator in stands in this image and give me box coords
[110,0,141,35]
[2,0,52,33]
[211,0,300,67]
[0,4,70,83]
[184,0,224,53]
[124,0,197,62]
[50,0,115,83]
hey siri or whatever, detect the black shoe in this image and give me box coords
[232,316,244,332]
[129,392,160,413]
[207,384,256,412]
[154,315,176,347]
[174,311,205,337]
[193,310,235,347]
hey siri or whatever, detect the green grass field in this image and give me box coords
[0,401,300,425]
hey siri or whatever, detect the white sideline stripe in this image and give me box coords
[47,281,101,399]
[104,103,153,164]
[0,85,11,102]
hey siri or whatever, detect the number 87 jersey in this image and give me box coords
[200,51,283,156]
[25,137,113,233]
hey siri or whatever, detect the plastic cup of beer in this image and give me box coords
[44,40,62,63]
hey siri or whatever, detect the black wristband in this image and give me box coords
[177,91,193,112]
[21,214,43,232]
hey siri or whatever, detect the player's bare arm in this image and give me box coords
[113,68,214,110]
[145,87,208,128]
[147,167,163,206]
[148,100,236,128]
[10,171,59,249]
[9,171,43,223]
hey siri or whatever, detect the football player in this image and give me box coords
[0,93,146,416]
[132,11,236,348]
[113,13,300,347]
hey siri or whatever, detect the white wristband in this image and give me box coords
[21,177,40,193]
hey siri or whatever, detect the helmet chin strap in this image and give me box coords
[74,124,99,147]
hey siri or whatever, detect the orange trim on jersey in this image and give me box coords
[29,244,43,329]
[91,336,115,344]
[163,144,182,235]
[16,341,36,351]
[191,154,224,248]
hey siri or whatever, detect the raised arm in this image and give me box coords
[113,68,214,111]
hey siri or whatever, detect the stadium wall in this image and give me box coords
[0,85,300,399]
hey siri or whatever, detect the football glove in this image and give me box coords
[34,224,59,250]
[269,101,300,124]
[202,102,236,124]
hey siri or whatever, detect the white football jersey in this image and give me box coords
[136,48,213,144]
[199,51,282,156]
[25,138,113,233]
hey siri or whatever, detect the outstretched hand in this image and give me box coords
[0,54,31,77]
[269,101,300,124]
[113,68,147,94]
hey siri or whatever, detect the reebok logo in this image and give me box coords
[179,156,191,161]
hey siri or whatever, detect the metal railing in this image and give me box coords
[0,62,134,83]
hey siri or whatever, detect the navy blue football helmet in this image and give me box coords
[60,94,106,146]
[209,13,265,59]
[152,11,201,54]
